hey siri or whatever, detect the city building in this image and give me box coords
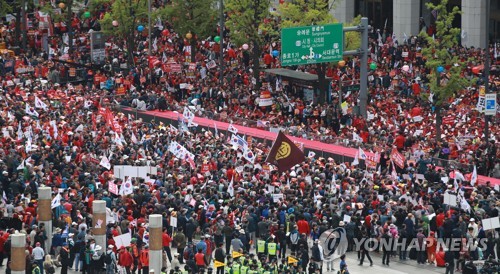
[329,0,499,48]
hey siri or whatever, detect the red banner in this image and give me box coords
[390,148,406,169]
[443,116,455,125]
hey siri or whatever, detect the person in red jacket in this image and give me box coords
[118,247,133,274]
[162,228,172,262]
[139,245,149,274]
[296,217,310,235]
[195,249,207,272]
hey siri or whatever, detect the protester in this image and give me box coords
[0,3,499,274]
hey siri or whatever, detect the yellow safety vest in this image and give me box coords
[267,243,277,255]
[232,263,240,274]
[240,265,248,274]
[257,240,266,253]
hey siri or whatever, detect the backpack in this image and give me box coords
[105,252,113,265]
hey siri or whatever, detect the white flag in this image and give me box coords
[51,193,62,209]
[228,177,234,197]
[242,147,256,164]
[17,123,23,140]
[352,153,359,166]
[25,103,39,117]
[308,151,316,158]
[183,107,195,122]
[35,97,48,110]
[228,123,238,134]
[100,155,111,170]
[2,191,6,205]
[470,165,478,186]
[353,132,363,143]
[84,100,93,109]
[131,132,138,144]
[358,147,368,160]
[214,122,218,136]
[119,178,134,196]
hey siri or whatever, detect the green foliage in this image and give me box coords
[158,0,217,40]
[225,0,270,46]
[344,15,362,51]
[419,0,469,106]
[99,0,148,39]
[0,0,13,17]
[279,0,335,28]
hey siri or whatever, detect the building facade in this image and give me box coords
[330,0,499,48]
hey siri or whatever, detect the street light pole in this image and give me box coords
[483,0,491,147]
[148,0,152,56]
[219,0,224,86]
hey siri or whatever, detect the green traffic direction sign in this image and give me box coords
[342,84,360,93]
[281,24,343,66]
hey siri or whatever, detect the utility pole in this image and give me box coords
[148,0,152,56]
[21,0,27,51]
[483,0,491,151]
[219,0,224,85]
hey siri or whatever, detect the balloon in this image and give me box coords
[437,66,444,73]
[402,65,410,72]
[272,50,279,57]
[112,20,119,27]
[185,32,192,40]
[338,60,346,67]
[472,67,480,74]
[242,44,249,50]
[370,62,377,70]
[83,11,91,18]
[137,25,144,32]
[162,29,169,36]
[214,36,220,43]
[58,2,65,9]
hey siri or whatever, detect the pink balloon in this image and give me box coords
[112,20,119,27]
[242,44,249,50]
[402,65,410,72]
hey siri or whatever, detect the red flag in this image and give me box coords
[265,131,305,172]
[390,148,406,169]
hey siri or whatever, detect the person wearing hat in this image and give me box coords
[170,253,181,271]
[105,245,117,274]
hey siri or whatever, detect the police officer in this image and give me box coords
[267,236,277,262]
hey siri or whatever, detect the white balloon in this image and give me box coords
[402,65,410,72]
[242,44,249,50]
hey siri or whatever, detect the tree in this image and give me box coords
[419,0,469,141]
[158,0,217,61]
[225,0,271,87]
[98,0,148,65]
[0,0,13,17]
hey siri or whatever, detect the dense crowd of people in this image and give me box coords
[0,1,499,274]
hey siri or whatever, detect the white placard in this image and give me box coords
[482,217,500,230]
[113,233,132,249]
[441,177,449,184]
[378,195,384,202]
[272,194,284,202]
[343,215,351,223]
[170,216,178,227]
[416,174,425,180]
[443,193,457,206]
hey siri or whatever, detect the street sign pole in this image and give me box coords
[359,17,369,119]
[280,17,369,117]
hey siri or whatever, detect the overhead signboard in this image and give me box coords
[281,23,343,66]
